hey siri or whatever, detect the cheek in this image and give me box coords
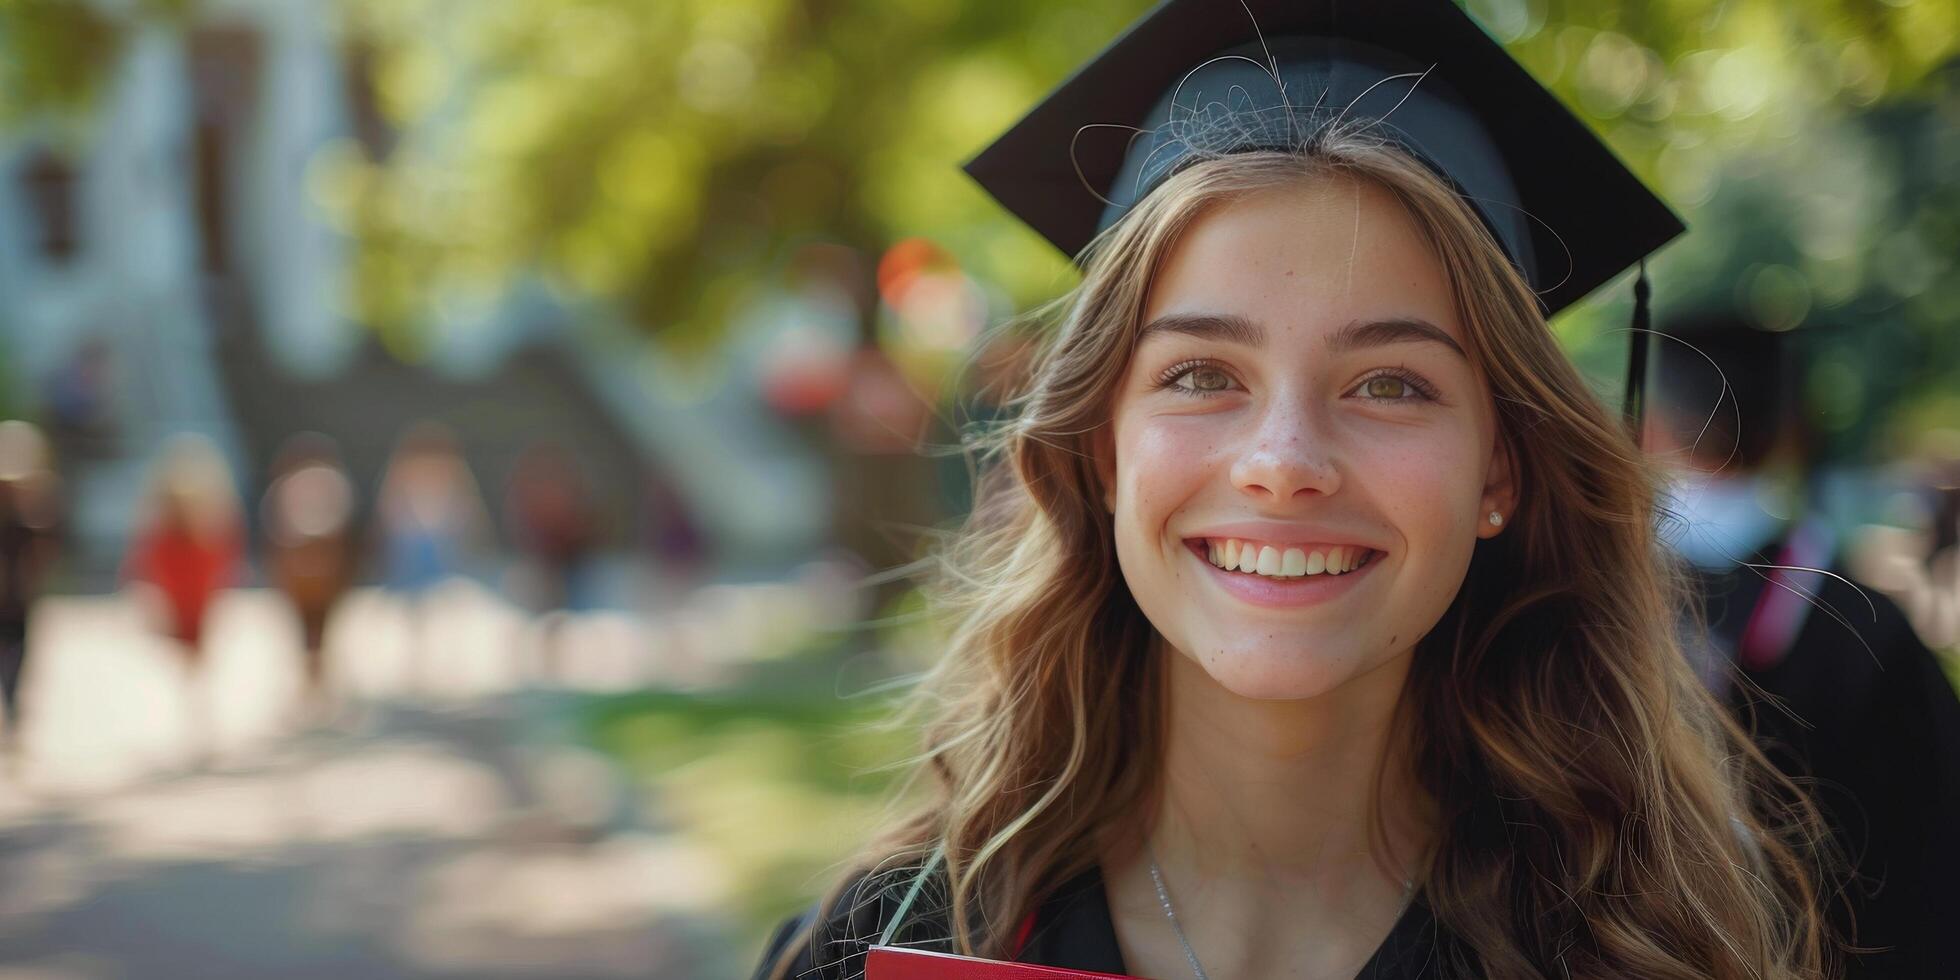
[1114,419,1219,525]
[1355,429,1485,564]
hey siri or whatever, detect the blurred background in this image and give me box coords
[0,0,1954,976]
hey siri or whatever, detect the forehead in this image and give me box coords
[1142,177,1464,350]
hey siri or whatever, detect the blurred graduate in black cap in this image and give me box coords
[756,2,1836,978]
[1651,311,1960,980]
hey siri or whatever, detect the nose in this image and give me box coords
[1229,397,1341,501]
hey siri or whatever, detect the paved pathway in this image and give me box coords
[0,588,745,979]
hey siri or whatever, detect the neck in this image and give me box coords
[1147,644,1430,887]
[1099,645,1434,980]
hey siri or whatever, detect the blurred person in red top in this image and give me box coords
[124,434,243,756]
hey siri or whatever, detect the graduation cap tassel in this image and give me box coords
[1622,260,1652,446]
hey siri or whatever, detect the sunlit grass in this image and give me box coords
[583,685,921,948]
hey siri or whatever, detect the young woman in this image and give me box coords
[755,3,1836,978]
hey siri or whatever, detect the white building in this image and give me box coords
[0,0,830,586]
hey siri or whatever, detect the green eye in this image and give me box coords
[1364,377,1410,399]
[1151,360,1240,399]
[1189,367,1232,391]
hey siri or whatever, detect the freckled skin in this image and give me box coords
[1098,179,1516,702]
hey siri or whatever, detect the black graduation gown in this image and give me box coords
[751,864,1453,980]
[1691,526,1960,979]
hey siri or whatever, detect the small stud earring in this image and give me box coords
[1488,511,1503,527]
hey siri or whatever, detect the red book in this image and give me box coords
[866,946,1143,979]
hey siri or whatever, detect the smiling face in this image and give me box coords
[1098,176,1515,702]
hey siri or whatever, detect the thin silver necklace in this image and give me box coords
[1146,850,1212,980]
[1145,849,1417,980]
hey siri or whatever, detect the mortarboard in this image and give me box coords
[964,0,1684,437]
[1650,310,1799,470]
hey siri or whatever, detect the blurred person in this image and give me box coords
[1650,311,1960,979]
[374,421,490,689]
[0,421,62,763]
[632,461,709,687]
[642,461,707,594]
[261,433,360,718]
[1848,446,1960,654]
[1917,453,1960,647]
[501,441,600,679]
[123,434,244,759]
[828,344,943,614]
[758,3,1838,978]
[44,337,117,442]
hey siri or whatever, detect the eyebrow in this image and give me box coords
[1136,312,1468,360]
[1331,317,1469,359]
[1135,312,1263,347]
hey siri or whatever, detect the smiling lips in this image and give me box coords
[1194,538,1379,579]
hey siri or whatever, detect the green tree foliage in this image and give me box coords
[0,0,204,125]
[1653,76,1960,463]
[323,0,1139,356]
[0,0,122,125]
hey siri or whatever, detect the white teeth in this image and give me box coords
[1200,538,1372,580]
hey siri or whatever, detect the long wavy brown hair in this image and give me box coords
[768,135,1837,980]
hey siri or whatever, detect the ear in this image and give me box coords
[1478,434,1518,538]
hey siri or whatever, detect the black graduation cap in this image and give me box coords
[964,0,1684,436]
[1650,310,1800,470]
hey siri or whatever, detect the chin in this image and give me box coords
[1179,640,1381,702]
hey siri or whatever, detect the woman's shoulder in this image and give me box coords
[750,862,954,980]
